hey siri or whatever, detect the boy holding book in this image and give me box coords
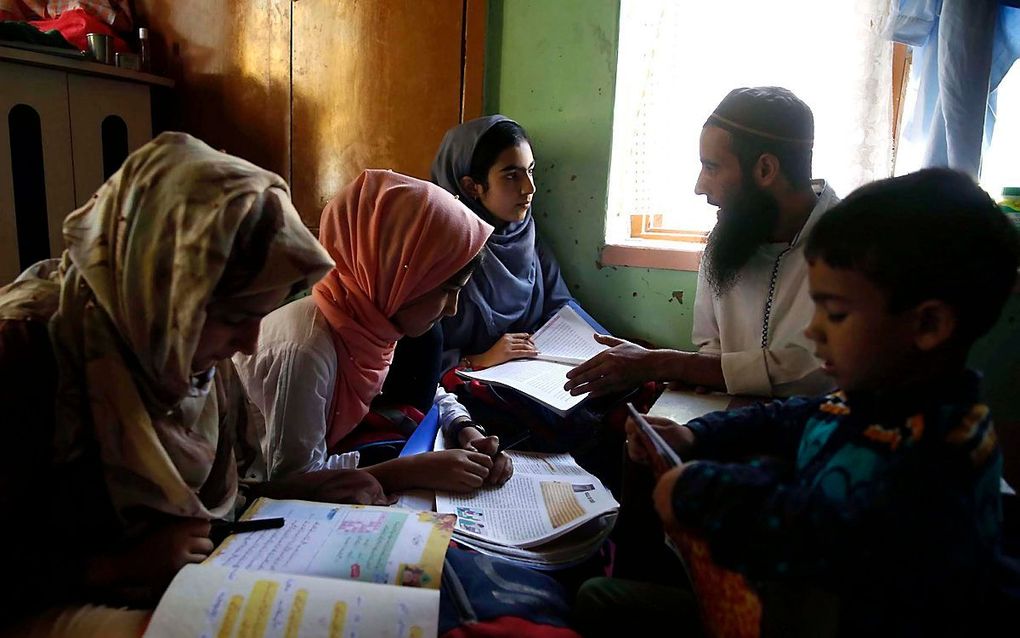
[576,169,1017,636]
[640,168,1019,635]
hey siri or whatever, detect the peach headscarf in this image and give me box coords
[312,170,493,449]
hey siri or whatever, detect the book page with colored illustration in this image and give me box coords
[144,499,455,638]
[144,563,438,638]
[209,499,455,589]
[435,452,619,548]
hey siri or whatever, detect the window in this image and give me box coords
[606,0,894,250]
[894,52,1020,200]
[980,67,1020,199]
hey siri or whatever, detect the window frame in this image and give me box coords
[604,44,911,270]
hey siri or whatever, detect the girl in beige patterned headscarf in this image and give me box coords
[0,132,334,634]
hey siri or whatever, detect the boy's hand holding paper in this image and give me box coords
[625,404,694,479]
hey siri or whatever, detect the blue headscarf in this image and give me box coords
[431,115,572,356]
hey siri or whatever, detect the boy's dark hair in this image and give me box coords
[468,120,530,189]
[806,168,1020,344]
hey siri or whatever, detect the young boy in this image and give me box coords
[644,168,1019,635]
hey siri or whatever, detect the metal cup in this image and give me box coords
[86,33,114,64]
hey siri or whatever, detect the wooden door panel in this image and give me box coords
[134,0,292,181]
[292,0,465,225]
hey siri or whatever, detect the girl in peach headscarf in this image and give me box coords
[235,169,514,495]
[0,133,376,636]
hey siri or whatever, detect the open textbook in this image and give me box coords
[455,304,610,416]
[435,451,618,567]
[145,498,456,638]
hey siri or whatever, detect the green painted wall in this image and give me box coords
[483,0,1018,429]
[970,295,1020,422]
[484,0,698,351]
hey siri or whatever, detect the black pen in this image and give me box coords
[215,517,285,536]
[496,432,531,455]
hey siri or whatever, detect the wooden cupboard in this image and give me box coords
[135,0,486,227]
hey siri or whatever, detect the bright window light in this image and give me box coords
[607,0,893,245]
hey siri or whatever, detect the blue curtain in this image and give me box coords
[884,0,1020,176]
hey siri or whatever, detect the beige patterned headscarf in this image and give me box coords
[0,132,333,520]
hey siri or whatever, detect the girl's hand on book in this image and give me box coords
[463,435,514,487]
[104,519,214,589]
[307,469,392,506]
[261,469,392,506]
[487,451,513,486]
[416,449,494,492]
[473,333,538,368]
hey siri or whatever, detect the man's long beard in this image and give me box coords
[703,179,780,296]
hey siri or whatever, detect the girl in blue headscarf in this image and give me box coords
[382,116,659,491]
[431,115,577,368]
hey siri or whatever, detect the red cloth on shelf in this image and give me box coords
[29,7,131,54]
[0,1,131,29]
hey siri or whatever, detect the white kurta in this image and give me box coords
[233,296,469,479]
[692,181,839,398]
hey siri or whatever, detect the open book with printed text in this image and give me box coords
[455,304,610,416]
[435,451,619,568]
[145,498,456,638]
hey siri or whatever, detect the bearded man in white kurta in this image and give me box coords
[565,87,837,399]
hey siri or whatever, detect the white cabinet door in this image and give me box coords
[0,61,75,284]
[67,74,151,207]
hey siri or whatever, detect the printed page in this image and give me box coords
[507,452,594,477]
[144,563,438,638]
[458,359,585,414]
[453,511,617,567]
[531,305,610,363]
[455,306,613,412]
[209,499,454,590]
[434,452,619,548]
[648,388,732,424]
